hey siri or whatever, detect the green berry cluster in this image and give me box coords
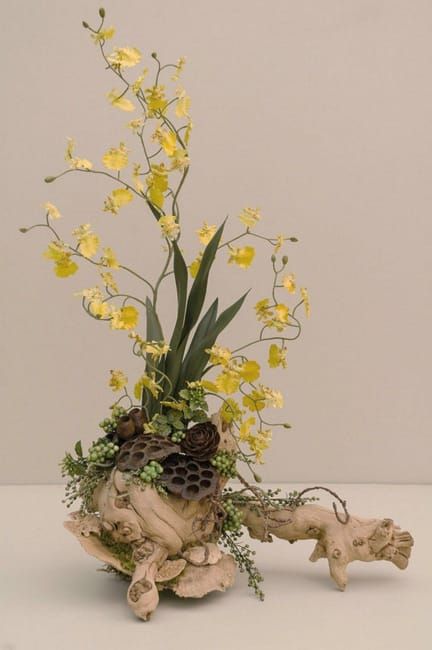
[222,498,243,533]
[88,439,119,463]
[170,429,186,443]
[211,450,237,478]
[99,405,127,435]
[139,460,163,484]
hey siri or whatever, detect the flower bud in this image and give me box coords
[253,472,263,483]
[19,227,28,233]
[151,51,158,59]
[289,237,298,242]
[44,176,56,183]
[271,254,276,263]
[98,7,106,18]
[283,423,291,429]
[82,21,89,29]
[282,255,288,265]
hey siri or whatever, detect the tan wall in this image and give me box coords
[2,0,431,483]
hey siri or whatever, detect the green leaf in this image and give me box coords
[145,198,163,221]
[145,297,164,341]
[172,298,218,393]
[163,243,188,396]
[74,440,83,458]
[178,290,250,388]
[169,241,188,350]
[179,219,226,345]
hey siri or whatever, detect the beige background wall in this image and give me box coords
[2,0,431,484]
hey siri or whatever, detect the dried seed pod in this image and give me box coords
[116,415,136,441]
[116,435,181,472]
[180,421,220,461]
[160,453,219,501]
[128,408,147,435]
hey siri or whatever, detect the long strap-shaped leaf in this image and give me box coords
[181,298,219,369]
[177,290,250,389]
[163,242,189,395]
[169,241,188,350]
[179,219,226,346]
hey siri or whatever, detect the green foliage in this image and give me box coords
[99,405,127,435]
[150,382,210,441]
[177,290,250,390]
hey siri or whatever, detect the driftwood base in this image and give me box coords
[65,471,414,620]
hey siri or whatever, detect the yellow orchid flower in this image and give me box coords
[145,85,167,114]
[242,389,266,412]
[153,128,177,156]
[127,118,144,133]
[100,271,118,293]
[89,300,112,319]
[100,247,120,269]
[132,163,145,193]
[146,163,168,208]
[159,215,180,241]
[207,345,232,366]
[273,234,286,253]
[111,305,139,330]
[91,27,115,43]
[215,370,241,395]
[300,287,311,318]
[282,274,296,294]
[171,56,186,81]
[196,222,217,245]
[239,207,261,229]
[238,360,260,382]
[107,47,141,68]
[188,251,203,278]
[102,143,128,171]
[228,245,255,269]
[175,89,191,118]
[103,187,133,214]
[268,344,287,368]
[134,373,161,400]
[220,398,243,424]
[239,416,256,440]
[131,69,149,94]
[109,369,127,392]
[107,90,135,112]
[65,138,93,170]
[44,202,61,219]
[72,224,100,258]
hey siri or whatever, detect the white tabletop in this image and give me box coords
[0,483,430,650]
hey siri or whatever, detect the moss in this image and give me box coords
[98,529,136,574]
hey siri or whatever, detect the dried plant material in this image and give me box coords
[172,554,237,598]
[116,435,180,471]
[155,558,187,582]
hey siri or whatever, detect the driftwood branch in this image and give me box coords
[240,502,414,591]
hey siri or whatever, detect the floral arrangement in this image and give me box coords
[21,5,309,597]
[20,9,412,621]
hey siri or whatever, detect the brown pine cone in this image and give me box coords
[180,421,220,461]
